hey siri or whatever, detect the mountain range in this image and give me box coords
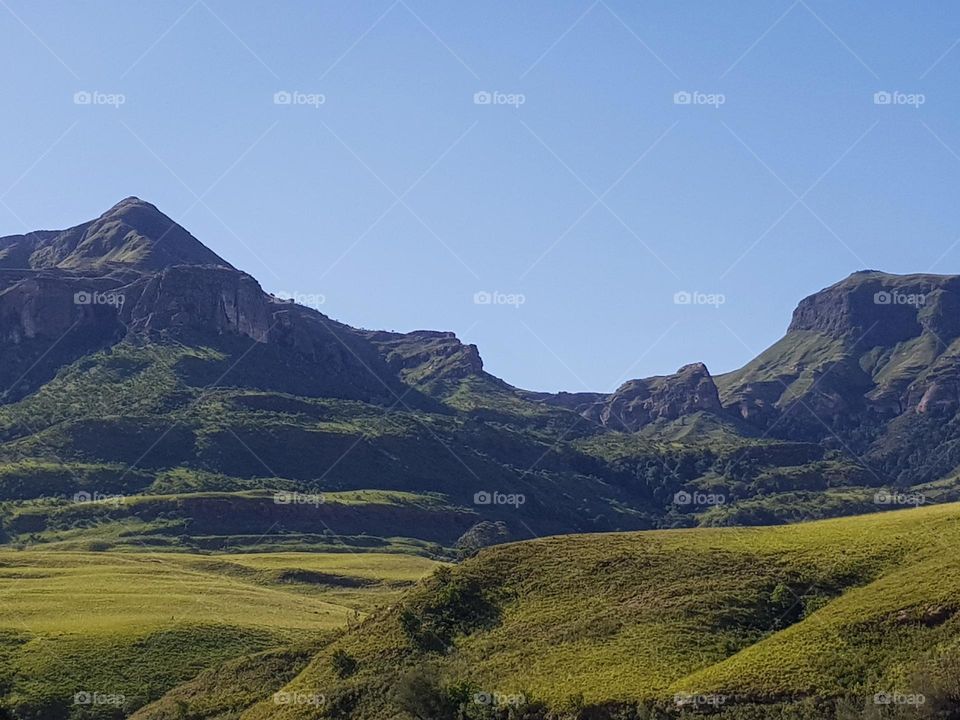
[4,199,960,720]
[1,198,959,554]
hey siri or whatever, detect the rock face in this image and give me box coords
[586,363,723,431]
[122,266,272,341]
[787,270,960,346]
[0,275,123,342]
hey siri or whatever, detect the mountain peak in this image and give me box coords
[0,198,233,273]
[109,195,149,208]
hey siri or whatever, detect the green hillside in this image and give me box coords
[211,504,960,720]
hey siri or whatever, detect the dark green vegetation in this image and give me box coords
[4,200,960,718]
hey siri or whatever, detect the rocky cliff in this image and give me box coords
[584,362,723,431]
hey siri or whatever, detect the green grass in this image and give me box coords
[128,645,318,720]
[232,503,960,719]
[0,550,441,719]
[715,330,847,406]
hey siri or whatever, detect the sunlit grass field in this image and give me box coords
[0,550,441,718]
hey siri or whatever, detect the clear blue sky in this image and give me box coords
[2,1,959,392]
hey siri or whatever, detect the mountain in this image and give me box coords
[6,200,960,720]
[2,199,960,556]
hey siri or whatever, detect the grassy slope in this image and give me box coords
[238,504,960,719]
[715,330,848,406]
[0,550,440,719]
[128,645,319,720]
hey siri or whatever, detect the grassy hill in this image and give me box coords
[182,503,960,720]
[0,550,441,719]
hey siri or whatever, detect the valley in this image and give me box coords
[2,199,960,718]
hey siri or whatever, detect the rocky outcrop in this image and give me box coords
[586,363,723,431]
[906,355,960,414]
[364,330,484,385]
